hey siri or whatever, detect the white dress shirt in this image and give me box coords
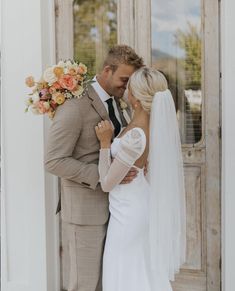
[91,76,122,125]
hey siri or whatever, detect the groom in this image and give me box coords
[45,45,143,291]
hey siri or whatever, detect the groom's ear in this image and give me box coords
[103,65,112,73]
[103,65,113,78]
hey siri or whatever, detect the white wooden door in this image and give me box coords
[119,0,220,290]
[56,1,221,290]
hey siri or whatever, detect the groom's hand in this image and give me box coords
[120,167,138,184]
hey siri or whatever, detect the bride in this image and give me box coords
[95,67,186,291]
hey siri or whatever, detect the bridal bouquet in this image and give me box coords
[25,60,90,119]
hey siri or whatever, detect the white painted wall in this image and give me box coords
[1,0,235,290]
[1,1,59,291]
[221,0,235,291]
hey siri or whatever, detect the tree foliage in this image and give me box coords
[73,0,117,76]
[175,22,201,89]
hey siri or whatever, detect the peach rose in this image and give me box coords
[36,101,50,114]
[75,74,84,82]
[77,63,87,75]
[25,76,35,87]
[49,82,62,94]
[53,82,62,89]
[58,74,77,91]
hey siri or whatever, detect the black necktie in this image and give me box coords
[105,98,121,137]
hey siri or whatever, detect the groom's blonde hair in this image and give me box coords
[129,67,168,113]
[103,45,144,72]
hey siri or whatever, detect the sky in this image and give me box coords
[151,0,201,57]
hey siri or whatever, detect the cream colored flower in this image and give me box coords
[52,92,65,105]
[73,86,84,97]
[43,101,51,111]
[32,92,40,102]
[119,98,128,110]
[30,104,40,115]
[25,76,35,87]
[65,61,79,74]
[43,67,57,85]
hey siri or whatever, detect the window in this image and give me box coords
[151,0,202,144]
[73,0,117,76]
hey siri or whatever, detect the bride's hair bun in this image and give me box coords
[129,67,168,113]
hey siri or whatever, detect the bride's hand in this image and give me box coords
[95,120,114,148]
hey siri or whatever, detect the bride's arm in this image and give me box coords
[98,148,132,192]
[95,121,146,192]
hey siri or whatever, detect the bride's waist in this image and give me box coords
[111,172,149,193]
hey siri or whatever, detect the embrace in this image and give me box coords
[45,45,186,291]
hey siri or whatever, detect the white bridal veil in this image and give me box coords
[148,89,186,281]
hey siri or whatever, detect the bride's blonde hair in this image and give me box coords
[128,67,168,113]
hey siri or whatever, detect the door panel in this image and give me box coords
[184,166,204,271]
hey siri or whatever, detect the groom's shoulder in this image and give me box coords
[53,89,91,119]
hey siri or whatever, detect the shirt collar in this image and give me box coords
[92,76,112,103]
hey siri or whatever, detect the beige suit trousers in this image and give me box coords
[66,223,107,291]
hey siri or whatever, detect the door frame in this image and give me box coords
[55,0,221,290]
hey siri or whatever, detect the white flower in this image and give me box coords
[31,105,40,115]
[57,60,79,74]
[66,60,73,67]
[43,66,57,85]
[43,101,51,111]
[57,60,66,68]
[119,98,128,110]
[64,61,79,74]
[32,92,40,102]
[64,92,73,99]
[25,97,33,107]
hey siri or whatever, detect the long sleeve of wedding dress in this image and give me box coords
[98,127,146,192]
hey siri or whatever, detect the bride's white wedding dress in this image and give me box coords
[98,127,173,291]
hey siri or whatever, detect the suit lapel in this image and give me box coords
[87,85,130,127]
[87,85,109,121]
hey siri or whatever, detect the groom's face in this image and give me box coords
[105,64,135,98]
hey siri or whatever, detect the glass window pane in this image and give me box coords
[151,0,202,144]
[73,0,117,76]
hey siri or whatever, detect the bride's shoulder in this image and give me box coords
[129,127,146,139]
[120,127,146,154]
[121,127,146,140]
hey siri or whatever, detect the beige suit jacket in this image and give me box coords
[45,85,127,225]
